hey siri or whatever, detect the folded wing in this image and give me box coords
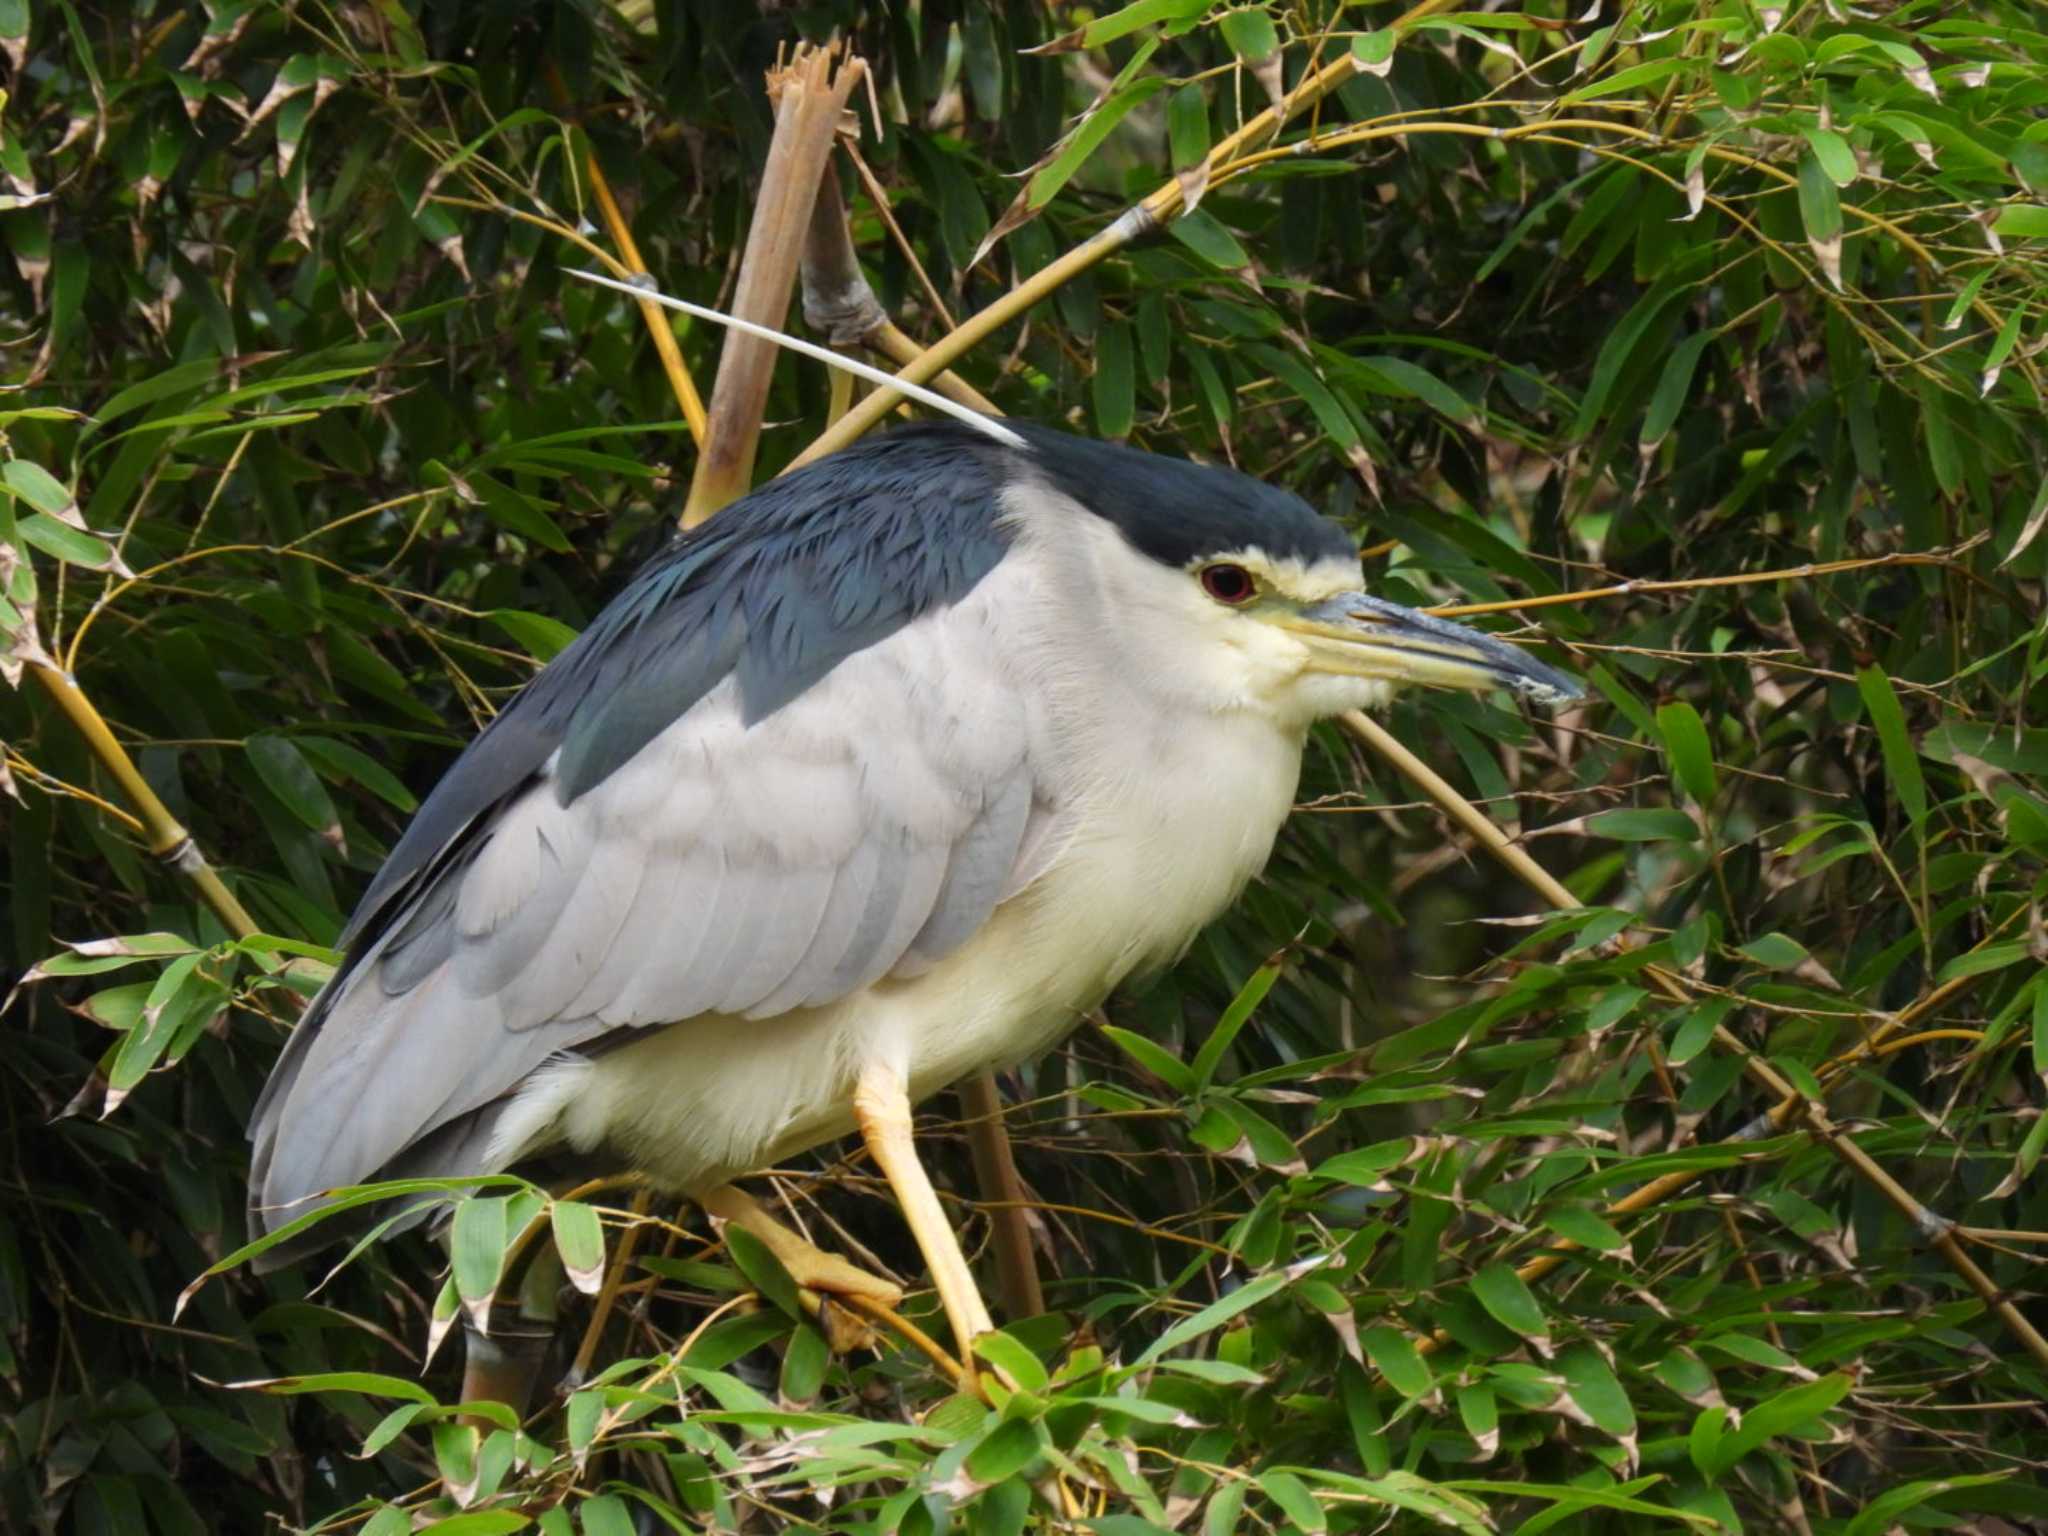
[248,560,1065,1245]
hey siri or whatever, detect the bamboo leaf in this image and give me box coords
[1027,79,1168,209]
[1656,701,1718,805]
[550,1200,607,1296]
[1469,1265,1550,1352]
[451,1196,510,1331]
[1856,666,1927,828]
[1798,152,1845,287]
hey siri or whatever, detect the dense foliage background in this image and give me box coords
[4,1,2048,1531]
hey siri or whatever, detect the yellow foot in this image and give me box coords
[698,1185,904,1353]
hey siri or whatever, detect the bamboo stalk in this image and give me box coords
[542,61,707,447]
[31,660,258,940]
[682,44,866,526]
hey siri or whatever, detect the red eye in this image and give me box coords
[1200,564,1256,604]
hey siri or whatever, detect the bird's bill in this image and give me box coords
[1272,592,1582,705]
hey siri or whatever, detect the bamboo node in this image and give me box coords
[157,836,201,872]
[1912,1205,1959,1243]
[1729,1111,1780,1143]
[1110,204,1160,244]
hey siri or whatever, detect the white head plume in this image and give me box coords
[566,268,1026,450]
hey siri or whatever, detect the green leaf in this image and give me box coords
[1441,1479,1703,1526]
[1191,956,1282,1090]
[107,953,222,1093]
[967,1417,1043,1484]
[774,1322,828,1407]
[723,1223,803,1322]
[1639,331,1715,447]
[1134,1268,1293,1366]
[1802,127,1859,186]
[1359,1324,1434,1397]
[1656,701,1718,805]
[451,1195,510,1323]
[359,1402,428,1458]
[1093,320,1135,440]
[1167,84,1209,170]
[1456,1382,1497,1449]
[2,460,80,518]
[488,608,579,663]
[1556,1342,1635,1440]
[467,470,572,553]
[1257,1470,1325,1533]
[1099,1024,1193,1094]
[1560,56,1689,104]
[1844,1474,2018,1536]
[975,1330,1050,1394]
[1669,996,1736,1066]
[1312,1139,1415,1186]
[1573,281,1690,435]
[1248,343,1359,448]
[1700,1330,1806,1372]
[1028,79,1168,209]
[245,734,342,842]
[1797,151,1844,285]
[1218,10,1279,61]
[2034,980,2048,1080]
[1351,28,1396,70]
[1168,208,1250,270]
[17,511,121,570]
[1542,1206,1629,1252]
[1468,1265,1550,1349]
[550,1201,606,1295]
[293,735,419,813]
[1354,355,1475,425]
[419,1513,530,1535]
[1738,932,1809,970]
[236,1372,439,1405]
[1990,204,2048,239]
[1856,666,1926,828]
[1079,0,1208,48]
[576,1494,633,1536]
[1703,1373,1851,1474]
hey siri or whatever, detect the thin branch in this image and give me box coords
[30,662,258,940]
[543,62,708,446]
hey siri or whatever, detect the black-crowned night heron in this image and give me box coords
[249,418,1577,1362]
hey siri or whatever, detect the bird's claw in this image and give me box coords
[783,1257,905,1356]
[809,1291,885,1355]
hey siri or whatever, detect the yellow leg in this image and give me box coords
[853,1061,995,1365]
[700,1183,904,1353]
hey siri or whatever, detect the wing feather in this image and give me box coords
[901,771,1032,974]
[593,841,725,1023]
[748,848,880,1017]
[250,571,1071,1234]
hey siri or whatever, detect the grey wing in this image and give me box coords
[248,598,1066,1236]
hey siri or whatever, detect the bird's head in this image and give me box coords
[1007,423,1581,727]
[1171,546,1581,723]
